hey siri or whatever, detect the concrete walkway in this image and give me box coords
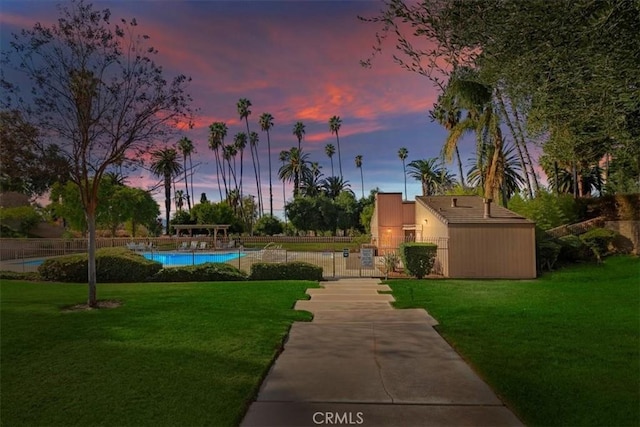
[241,278,523,427]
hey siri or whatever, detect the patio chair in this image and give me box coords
[198,241,208,251]
[189,241,199,250]
[177,242,188,251]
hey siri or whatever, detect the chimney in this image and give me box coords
[483,198,492,218]
[451,198,458,208]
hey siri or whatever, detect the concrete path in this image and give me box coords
[241,278,523,427]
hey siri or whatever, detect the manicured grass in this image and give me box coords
[1,280,317,426]
[388,255,640,426]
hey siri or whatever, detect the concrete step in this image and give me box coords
[308,294,395,302]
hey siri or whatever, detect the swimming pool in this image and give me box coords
[141,252,244,266]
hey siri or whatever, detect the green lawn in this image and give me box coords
[1,280,317,426]
[388,255,640,426]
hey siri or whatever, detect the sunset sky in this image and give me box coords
[1,0,518,219]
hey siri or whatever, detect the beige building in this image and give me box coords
[371,193,536,279]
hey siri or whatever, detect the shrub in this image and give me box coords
[249,261,323,281]
[253,215,284,236]
[381,251,401,273]
[0,271,40,281]
[150,262,247,282]
[558,235,594,264]
[580,227,618,262]
[509,191,581,230]
[38,247,162,282]
[398,243,437,279]
[0,206,41,235]
[537,240,562,272]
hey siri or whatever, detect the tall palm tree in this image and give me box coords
[355,155,364,199]
[321,176,353,200]
[278,147,311,198]
[233,132,247,203]
[177,136,194,210]
[150,147,182,234]
[208,122,228,201]
[279,150,288,221]
[430,94,466,187]
[328,115,343,178]
[467,143,524,205]
[325,143,336,177]
[259,112,275,216]
[293,121,305,151]
[249,131,262,216]
[223,144,238,198]
[407,158,454,196]
[397,147,409,200]
[238,98,263,216]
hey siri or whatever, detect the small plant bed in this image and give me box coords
[0,279,319,426]
[387,255,640,426]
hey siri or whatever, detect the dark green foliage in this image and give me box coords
[509,191,582,230]
[580,227,618,262]
[0,271,40,281]
[38,247,162,282]
[150,262,247,282]
[249,261,323,281]
[253,215,284,236]
[558,235,594,264]
[598,194,640,221]
[0,206,41,235]
[399,243,437,279]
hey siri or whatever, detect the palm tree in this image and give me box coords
[150,147,182,234]
[430,94,466,188]
[177,137,194,210]
[328,115,343,178]
[208,122,228,201]
[238,98,263,215]
[249,130,262,216]
[397,147,409,200]
[325,143,336,177]
[301,162,324,197]
[279,150,288,221]
[355,155,364,199]
[321,176,353,200]
[278,147,311,198]
[233,132,247,203]
[259,112,275,216]
[222,144,238,197]
[293,121,305,151]
[407,158,453,196]
[467,143,524,205]
[175,189,185,211]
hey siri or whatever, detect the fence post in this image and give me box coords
[332,251,336,278]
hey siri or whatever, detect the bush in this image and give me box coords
[580,227,618,262]
[509,191,581,230]
[558,235,594,264]
[0,206,41,235]
[253,215,284,236]
[537,240,562,272]
[38,247,162,282]
[249,261,323,281]
[151,262,247,282]
[398,243,437,279]
[0,271,40,281]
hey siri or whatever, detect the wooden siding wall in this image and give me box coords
[373,194,412,253]
[448,224,536,279]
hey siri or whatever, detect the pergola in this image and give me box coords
[172,224,231,241]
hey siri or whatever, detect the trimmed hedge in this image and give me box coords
[38,247,162,282]
[249,261,323,281]
[580,227,618,262]
[399,243,437,279]
[0,271,40,281]
[151,262,247,282]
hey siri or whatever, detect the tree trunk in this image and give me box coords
[86,206,97,307]
[164,175,172,234]
[455,146,466,188]
[495,89,533,198]
[184,163,191,211]
[336,133,343,179]
[267,131,273,216]
[512,103,540,192]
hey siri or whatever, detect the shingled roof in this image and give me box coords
[416,195,533,224]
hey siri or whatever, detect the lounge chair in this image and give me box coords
[189,241,198,250]
[177,242,188,251]
[198,241,207,250]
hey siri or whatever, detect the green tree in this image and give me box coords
[177,137,194,210]
[279,150,289,221]
[150,148,183,235]
[254,215,284,236]
[237,98,262,216]
[259,112,275,216]
[278,147,311,198]
[397,147,409,200]
[407,158,455,196]
[1,0,192,306]
[322,176,353,200]
[328,116,343,178]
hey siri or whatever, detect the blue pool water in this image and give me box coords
[141,252,244,266]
